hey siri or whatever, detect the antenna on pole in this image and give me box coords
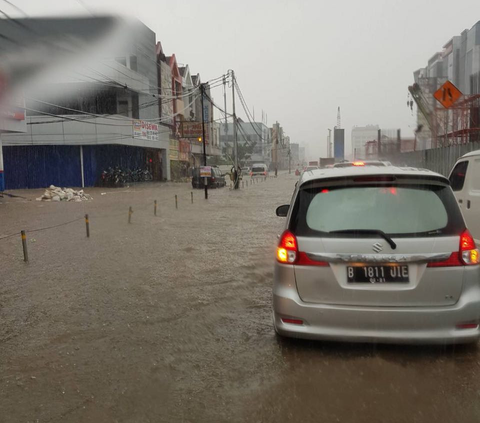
[337,106,341,129]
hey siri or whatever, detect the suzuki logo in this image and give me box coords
[372,243,383,253]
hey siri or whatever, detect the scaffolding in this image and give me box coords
[435,93,480,147]
[409,79,480,149]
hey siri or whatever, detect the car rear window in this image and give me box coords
[252,167,265,173]
[290,182,464,237]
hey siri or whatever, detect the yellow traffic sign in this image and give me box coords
[434,81,462,109]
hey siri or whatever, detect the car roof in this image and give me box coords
[460,149,480,159]
[299,166,449,185]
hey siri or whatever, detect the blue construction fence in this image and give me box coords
[3,144,150,190]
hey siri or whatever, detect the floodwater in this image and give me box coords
[1,174,480,423]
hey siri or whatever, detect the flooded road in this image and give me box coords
[1,174,480,423]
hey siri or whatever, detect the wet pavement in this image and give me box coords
[1,174,480,423]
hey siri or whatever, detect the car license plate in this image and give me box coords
[347,265,409,283]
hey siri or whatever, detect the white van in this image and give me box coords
[250,163,268,177]
[449,150,480,244]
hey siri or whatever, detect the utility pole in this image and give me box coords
[274,122,278,177]
[231,70,239,189]
[223,75,228,145]
[288,148,291,174]
[200,83,208,200]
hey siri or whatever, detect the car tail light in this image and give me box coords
[277,230,297,264]
[263,172,266,175]
[460,230,479,265]
[456,322,479,330]
[276,231,328,266]
[427,229,479,267]
[211,177,215,181]
[281,318,304,325]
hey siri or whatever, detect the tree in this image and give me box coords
[237,141,256,165]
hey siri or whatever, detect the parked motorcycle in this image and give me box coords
[97,166,153,187]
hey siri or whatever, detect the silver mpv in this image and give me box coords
[273,166,480,344]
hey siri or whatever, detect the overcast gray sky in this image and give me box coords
[8,0,480,160]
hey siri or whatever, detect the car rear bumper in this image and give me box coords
[273,266,480,345]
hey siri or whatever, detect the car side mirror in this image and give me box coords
[276,204,289,217]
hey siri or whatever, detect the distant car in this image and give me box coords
[250,164,268,177]
[273,165,480,344]
[333,160,389,168]
[192,166,226,189]
[449,149,480,245]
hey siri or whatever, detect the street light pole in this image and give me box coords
[201,83,208,200]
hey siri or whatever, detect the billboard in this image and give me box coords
[180,121,209,142]
[133,120,159,141]
[334,128,345,161]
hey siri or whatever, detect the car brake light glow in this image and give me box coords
[277,230,297,264]
[353,161,365,166]
[321,189,329,193]
[427,252,462,267]
[276,231,328,266]
[461,229,479,265]
[456,323,479,330]
[461,231,476,250]
[428,229,479,267]
[296,252,329,266]
[281,318,304,325]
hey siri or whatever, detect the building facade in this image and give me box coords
[412,20,480,149]
[1,17,171,189]
[219,120,271,166]
[351,125,380,159]
[290,143,300,167]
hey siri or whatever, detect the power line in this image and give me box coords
[1,0,28,16]
[234,79,266,142]
[24,88,200,127]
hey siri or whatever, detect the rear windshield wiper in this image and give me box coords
[328,229,397,250]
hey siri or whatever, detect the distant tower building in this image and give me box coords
[333,107,344,161]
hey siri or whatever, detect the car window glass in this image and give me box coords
[449,161,469,191]
[303,186,449,235]
[472,159,480,191]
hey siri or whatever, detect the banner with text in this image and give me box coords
[180,121,209,143]
[133,120,159,141]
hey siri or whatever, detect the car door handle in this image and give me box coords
[467,200,471,209]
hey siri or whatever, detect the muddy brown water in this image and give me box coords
[1,175,479,423]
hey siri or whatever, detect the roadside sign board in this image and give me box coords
[434,81,462,109]
[200,166,211,177]
[180,121,209,142]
